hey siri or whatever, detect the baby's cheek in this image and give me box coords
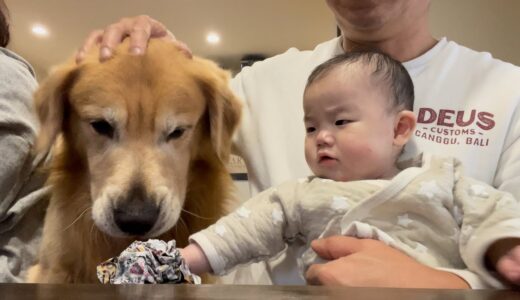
[343,141,374,158]
[304,144,315,164]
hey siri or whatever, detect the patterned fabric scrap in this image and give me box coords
[96,239,201,284]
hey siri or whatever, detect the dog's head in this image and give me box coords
[34,40,241,238]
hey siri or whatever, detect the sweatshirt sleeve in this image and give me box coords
[189,180,303,275]
[493,91,520,197]
[0,49,39,223]
[454,174,520,288]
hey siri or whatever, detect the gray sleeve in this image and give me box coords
[189,180,302,275]
[0,49,39,223]
[454,175,520,288]
[0,49,47,283]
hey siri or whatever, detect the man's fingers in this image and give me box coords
[127,27,151,56]
[161,29,178,42]
[126,15,160,55]
[173,40,193,59]
[76,15,193,63]
[99,21,130,61]
[148,17,170,38]
[311,236,364,260]
[76,29,103,63]
[305,264,324,285]
[305,262,338,286]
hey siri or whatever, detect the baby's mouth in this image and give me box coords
[318,155,337,163]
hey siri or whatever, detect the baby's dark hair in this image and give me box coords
[306,50,414,112]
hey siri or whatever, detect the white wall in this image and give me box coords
[430,0,520,66]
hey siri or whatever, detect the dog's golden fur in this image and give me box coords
[26,40,241,283]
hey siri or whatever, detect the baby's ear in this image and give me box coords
[393,110,416,147]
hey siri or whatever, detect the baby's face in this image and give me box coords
[303,64,399,181]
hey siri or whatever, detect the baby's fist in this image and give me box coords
[496,245,520,285]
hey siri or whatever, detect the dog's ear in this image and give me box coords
[194,59,242,162]
[33,63,80,155]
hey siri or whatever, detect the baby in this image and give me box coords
[180,51,520,288]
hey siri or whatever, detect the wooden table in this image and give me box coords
[1,284,519,300]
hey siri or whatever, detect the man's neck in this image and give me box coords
[341,28,437,62]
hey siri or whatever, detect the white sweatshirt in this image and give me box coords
[228,37,520,288]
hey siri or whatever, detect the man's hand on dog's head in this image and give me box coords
[75,15,192,63]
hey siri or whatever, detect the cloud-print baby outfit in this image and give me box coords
[190,153,520,288]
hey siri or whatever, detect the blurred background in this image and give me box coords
[6,0,520,79]
[5,0,520,200]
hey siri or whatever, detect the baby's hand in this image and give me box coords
[496,245,520,285]
[179,243,212,275]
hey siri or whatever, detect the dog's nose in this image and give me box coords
[113,185,160,236]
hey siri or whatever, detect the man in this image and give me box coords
[78,0,520,288]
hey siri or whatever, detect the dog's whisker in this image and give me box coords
[89,221,109,246]
[89,223,102,246]
[89,223,96,242]
[172,216,185,240]
[181,208,212,220]
[178,216,188,232]
[92,225,101,245]
[95,228,102,246]
[63,206,92,232]
[95,225,107,247]
[101,230,109,246]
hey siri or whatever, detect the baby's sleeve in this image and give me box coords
[189,180,303,275]
[454,175,520,288]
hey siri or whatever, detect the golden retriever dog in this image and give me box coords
[26,40,241,283]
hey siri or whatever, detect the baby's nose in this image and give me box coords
[316,130,334,146]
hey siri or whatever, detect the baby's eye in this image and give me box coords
[335,119,350,126]
[306,126,316,134]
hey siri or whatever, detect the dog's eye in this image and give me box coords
[90,120,114,139]
[167,127,186,141]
